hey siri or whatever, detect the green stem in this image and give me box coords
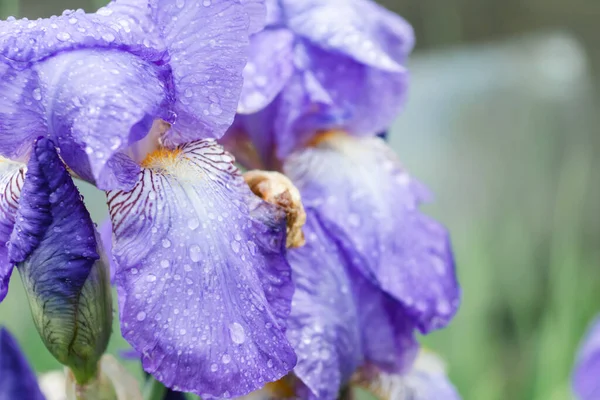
[143,377,167,400]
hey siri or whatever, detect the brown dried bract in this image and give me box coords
[244,170,306,249]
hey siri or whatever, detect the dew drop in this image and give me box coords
[222,354,231,364]
[203,0,211,5]
[230,240,240,254]
[162,239,171,248]
[102,33,116,43]
[160,259,170,269]
[32,88,42,101]
[210,363,218,372]
[176,0,185,8]
[136,311,146,321]
[229,322,246,344]
[187,218,199,230]
[267,359,273,368]
[146,274,157,282]
[190,245,201,262]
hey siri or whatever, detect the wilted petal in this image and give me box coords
[0,327,45,400]
[0,158,25,302]
[281,0,413,72]
[9,138,112,383]
[287,214,362,400]
[573,316,600,400]
[284,134,460,333]
[354,350,461,400]
[108,140,296,397]
[152,0,250,144]
[239,29,295,114]
[36,49,165,190]
[0,4,164,68]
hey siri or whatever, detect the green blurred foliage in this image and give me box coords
[1,2,599,400]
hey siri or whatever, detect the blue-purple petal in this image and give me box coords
[281,0,413,72]
[0,159,25,302]
[36,49,164,190]
[287,214,362,400]
[107,140,296,398]
[0,327,45,400]
[573,316,600,400]
[152,0,251,145]
[8,138,111,381]
[0,5,165,68]
[284,134,460,333]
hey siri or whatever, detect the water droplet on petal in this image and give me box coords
[222,354,231,364]
[162,239,171,248]
[56,32,71,41]
[229,322,246,344]
[203,0,211,6]
[210,363,218,372]
[187,218,199,230]
[137,312,146,321]
[176,0,185,8]
[32,88,42,101]
[102,33,116,43]
[190,245,201,262]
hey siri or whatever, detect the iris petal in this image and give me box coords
[239,0,267,34]
[107,140,296,397]
[287,214,362,400]
[0,158,25,302]
[239,29,295,114]
[9,138,112,382]
[281,0,413,72]
[0,327,45,400]
[36,49,165,190]
[284,134,460,333]
[573,316,600,400]
[0,4,164,68]
[151,0,251,145]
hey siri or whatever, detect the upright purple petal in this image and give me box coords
[284,134,460,333]
[281,0,413,72]
[8,138,112,382]
[36,49,165,190]
[240,0,267,34]
[287,214,362,400]
[573,316,600,400]
[238,29,295,114]
[0,65,47,160]
[107,140,296,398]
[0,158,25,302]
[0,327,45,400]
[0,5,165,68]
[151,0,251,145]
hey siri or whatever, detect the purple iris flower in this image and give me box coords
[0,0,298,397]
[573,316,600,399]
[0,327,45,400]
[230,0,461,397]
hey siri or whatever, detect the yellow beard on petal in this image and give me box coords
[140,147,183,170]
[306,130,348,148]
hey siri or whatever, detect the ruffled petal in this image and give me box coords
[0,327,45,400]
[0,4,165,68]
[107,140,296,397]
[354,350,461,400]
[0,158,25,302]
[573,316,600,400]
[8,138,112,382]
[287,214,362,400]
[284,134,460,333]
[36,49,165,190]
[281,0,413,72]
[238,28,295,114]
[151,0,250,144]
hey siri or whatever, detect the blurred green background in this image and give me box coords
[1,1,599,400]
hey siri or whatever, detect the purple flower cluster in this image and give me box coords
[0,0,461,399]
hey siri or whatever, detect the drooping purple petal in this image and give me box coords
[36,49,165,190]
[99,218,117,281]
[573,316,600,400]
[238,28,295,114]
[8,138,112,381]
[151,0,251,145]
[107,140,296,398]
[284,134,460,333]
[0,4,165,68]
[287,214,362,400]
[280,0,413,72]
[0,327,45,400]
[0,159,25,302]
